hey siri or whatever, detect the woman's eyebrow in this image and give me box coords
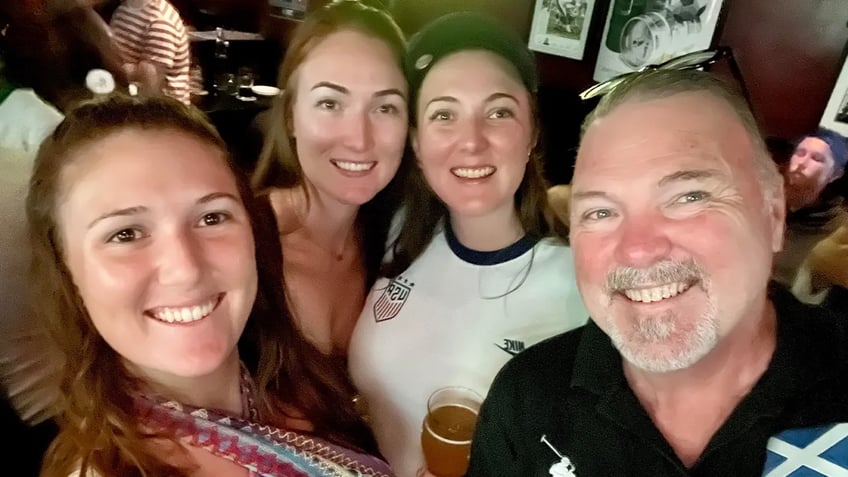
[88,206,147,229]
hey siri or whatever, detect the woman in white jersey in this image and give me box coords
[348,12,588,477]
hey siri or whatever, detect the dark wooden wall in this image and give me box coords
[719,0,848,139]
[386,0,848,183]
[190,0,848,183]
[391,0,848,136]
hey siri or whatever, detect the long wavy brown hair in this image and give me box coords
[29,94,376,477]
[251,0,412,287]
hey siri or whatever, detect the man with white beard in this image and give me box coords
[467,69,848,476]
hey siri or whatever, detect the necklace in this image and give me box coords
[281,226,349,261]
[282,188,354,262]
[315,239,346,262]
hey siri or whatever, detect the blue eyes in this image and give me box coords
[675,191,710,204]
[582,209,615,221]
[579,191,710,223]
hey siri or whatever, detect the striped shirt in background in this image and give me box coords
[110,0,191,104]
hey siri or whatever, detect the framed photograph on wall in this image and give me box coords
[593,0,725,82]
[269,0,308,20]
[820,55,848,137]
[528,0,599,60]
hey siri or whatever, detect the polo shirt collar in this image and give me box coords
[570,318,624,394]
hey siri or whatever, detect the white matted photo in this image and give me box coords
[593,0,724,82]
[528,0,598,60]
[820,55,848,137]
[269,0,308,20]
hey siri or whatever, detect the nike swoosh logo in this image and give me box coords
[495,343,520,356]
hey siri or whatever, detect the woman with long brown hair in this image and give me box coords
[251,0,411,356]
[30,94,391,476]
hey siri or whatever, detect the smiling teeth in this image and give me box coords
[623,282,690,303]
[452,166,495,179]
[152,297,217,323]
[333,160,375,172]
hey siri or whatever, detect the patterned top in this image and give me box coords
[133,368,394,477]
[69,365,394,476]
[109,0,190,103]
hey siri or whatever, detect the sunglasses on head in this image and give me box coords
[579,47,751,105]
[323,0,387,14]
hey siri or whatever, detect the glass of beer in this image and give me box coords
[420,386,483,477]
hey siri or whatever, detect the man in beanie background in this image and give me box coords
[773,127,847,289]
[785,128,847,211]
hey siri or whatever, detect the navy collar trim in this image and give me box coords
[444,222,539,266]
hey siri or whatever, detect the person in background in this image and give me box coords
[0,56,64,153]
[109,0,191,103]
[347,13,587,477]
[251,0,410,356]
[32,94,391,477]
[773,127,847,289]
[0,1,118,460]
[0,49,63,459]
[0,0,125,111]
[467,69,848,476]
[0,51,64,429]
[547,183,573,232]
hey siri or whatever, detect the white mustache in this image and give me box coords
[605,259,703,292]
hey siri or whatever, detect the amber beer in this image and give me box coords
[420,387,482,477]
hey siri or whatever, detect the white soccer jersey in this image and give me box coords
[348,227,588,477]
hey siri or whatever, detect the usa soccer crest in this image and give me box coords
[373,276,413,322]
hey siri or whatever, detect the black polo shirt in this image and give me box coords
[467,286,848,476]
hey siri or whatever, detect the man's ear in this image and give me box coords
[829,166,844,184]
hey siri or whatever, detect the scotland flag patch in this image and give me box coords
[763,423,848,476]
